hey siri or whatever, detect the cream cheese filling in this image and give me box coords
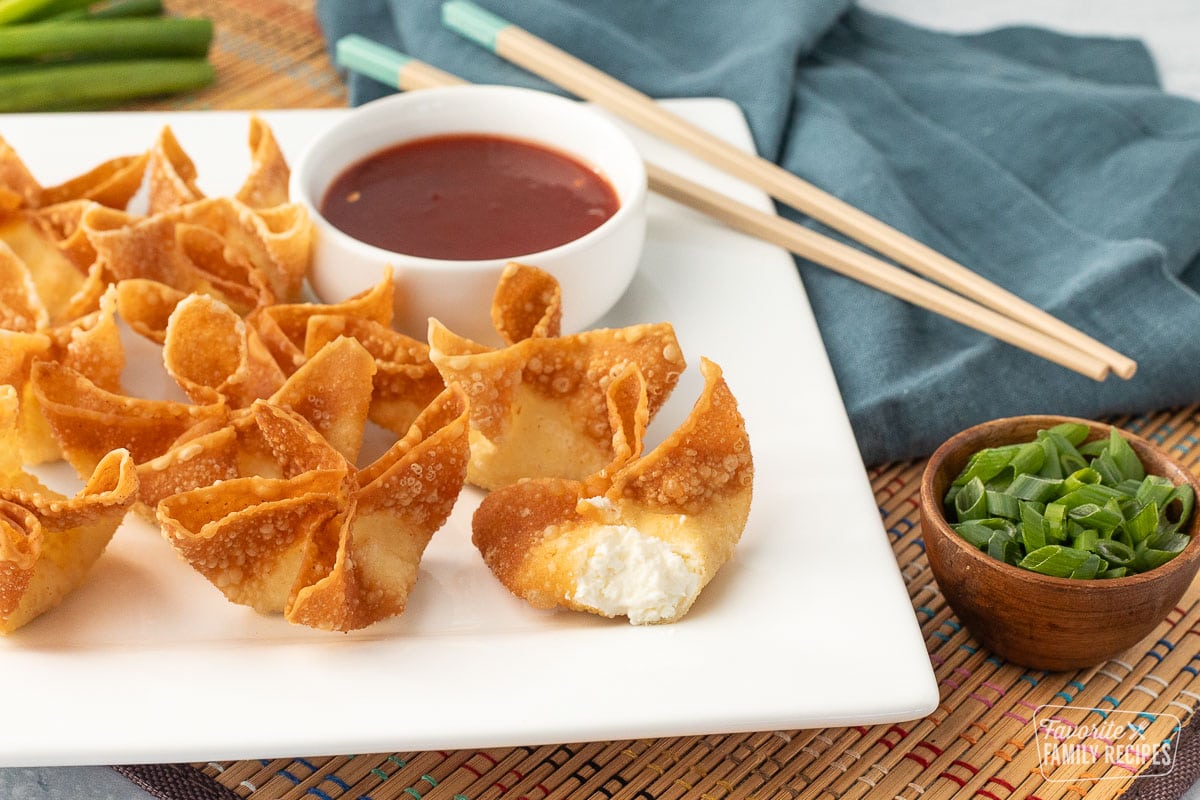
[572,524,699,624]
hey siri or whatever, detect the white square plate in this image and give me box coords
[0,100,937,767]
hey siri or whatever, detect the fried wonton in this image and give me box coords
[304,314,444,438]
[235,116,291,210]
[267,335,377,464]
[146,126,202,215]
[0,133,148,214]
[245,268,444,439]
[30,359,228,477]
[251,266,395,373]
[472,358,753,624]
[39,152,149,210]
[0,135,42,211]
[429,262,685,490]
[163,293,286,407]
[155,388,470,631]
[148,116,292,214]
[4,286,126,465]
[0,386,139,634]
[0,212,93,325]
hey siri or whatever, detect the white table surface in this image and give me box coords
[3,2,1198,797]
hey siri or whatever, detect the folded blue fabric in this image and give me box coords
[316,1,1200,465]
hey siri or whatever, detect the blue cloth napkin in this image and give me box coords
[316,1,1200,465]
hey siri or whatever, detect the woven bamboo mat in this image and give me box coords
[106,2,1200,799]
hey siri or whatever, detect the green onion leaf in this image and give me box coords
[1020,502,1046,552]
[1068,503,1123,535]
[1007,473,1062,503]
[953,477,988,521]
[986,490,1021,520]
[1095,539,1134,566]
[1107,428,1145,482]
[1018,545,1093,578]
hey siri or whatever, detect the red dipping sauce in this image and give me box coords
[320,133,620,261]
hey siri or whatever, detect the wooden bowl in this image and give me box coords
[920,415,1200,671]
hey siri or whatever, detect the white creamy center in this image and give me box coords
[572,525,699,624]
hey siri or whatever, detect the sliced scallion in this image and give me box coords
[945,425,1193,579]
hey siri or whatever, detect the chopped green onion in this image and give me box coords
[1007,473,1062,503]
[953,477,988,521]
[1018,545,1093,578]
[1095,539,1134,566]
[946,424,1193,579]
[952,445,1020,487]
[985,490,1021,520]
[987,530,1021,565]
[1020,502,1046,551]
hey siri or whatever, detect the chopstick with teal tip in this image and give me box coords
[439,0,1136,381]
[331,36,1113,381]
[336,34,467,91]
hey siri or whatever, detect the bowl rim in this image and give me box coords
[290,84,649,274]
[919,413,1200,592]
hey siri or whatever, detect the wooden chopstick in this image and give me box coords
[437,1,1136,380]
[334,35,1111,381]
[644,165,1109,379]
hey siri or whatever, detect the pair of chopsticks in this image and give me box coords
[334,2,1137,382]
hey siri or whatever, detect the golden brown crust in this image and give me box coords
[30,360,228,475]
[429,265,685,491]
[163,293,286,407]
[147,126,202,214]
[0,383,138,633]
[155,387,470,631]
[304,314,445,438]
[235,116,291,210]
[472,358,753,624]
[491,260,562,344]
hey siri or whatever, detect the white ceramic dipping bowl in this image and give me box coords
[292,84,648,344]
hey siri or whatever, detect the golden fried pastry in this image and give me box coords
[429,263,685,490]
[163,293,286,407]
[30,359,228,476]
[0,211,93,325]
[113,278,189,344]
[0,239,46,332]
[472,358,753,624]
[287,386,470,631]
[38,152,149,210]
[267,335,377,464]
[4,286,126,465]
[0,135,42,211]
[0,386,139,634]
[304,314,444,438]
[235,116,291,210]
[156,388,470,631]
[170,198,310,305]
[252,266,395,373]
[146,126,202,214]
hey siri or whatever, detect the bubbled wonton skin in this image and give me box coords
[429,262,686,490]
[0,119,471,633]
[472,358,753,625]
[155,388,470,632]
[0,386,139,634]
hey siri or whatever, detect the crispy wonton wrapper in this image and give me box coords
[155,387,470,631]
[473,358,753,624]
[429,262,685,490]
[0,387,139,634]
[163,293,286,407]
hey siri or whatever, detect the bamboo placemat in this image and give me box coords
[106,3,1200,798]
